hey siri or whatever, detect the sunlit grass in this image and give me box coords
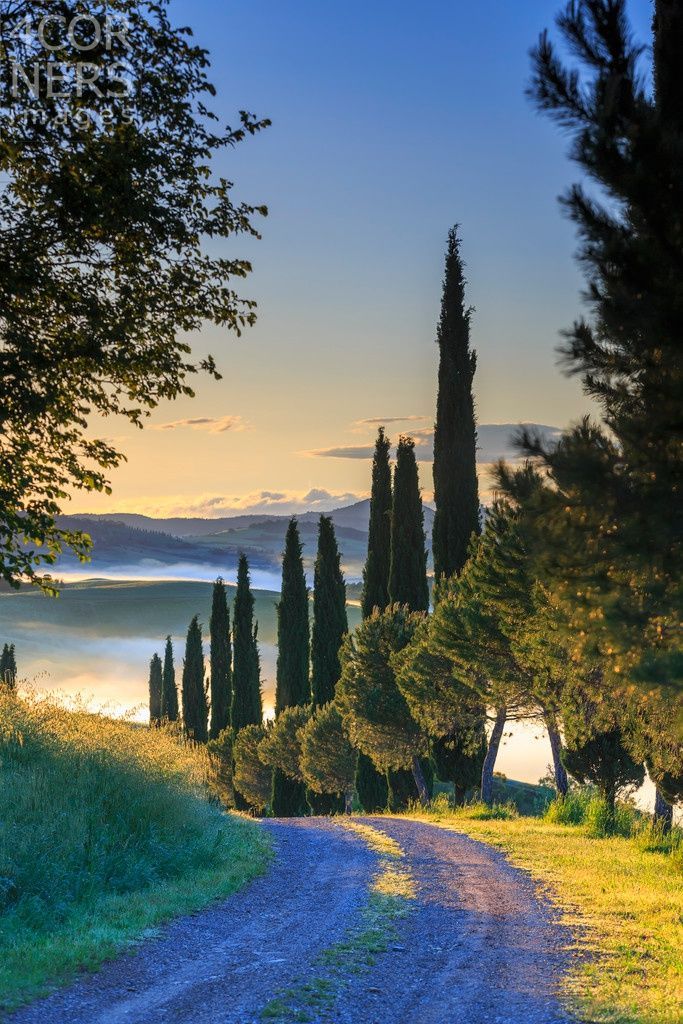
[403,797,683,1024]
[0,690,271,1011]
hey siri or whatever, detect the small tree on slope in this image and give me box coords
[148,653,163,727]
[161,636,179,723]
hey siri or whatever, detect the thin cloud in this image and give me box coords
[299,444,376,460]
[152,414,248,434]
[353,415,430,427]
[301,423,563,463]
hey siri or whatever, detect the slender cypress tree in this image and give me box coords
[361,427,393,618]
[432,227,480,582]
[231,554,263,732]
[311,516,348,706]
[389,436,429,611]
[272,519,310,816]
[148,653,163,726]
[359,432,395,802]
[209,577,232,740]
[310,515,348,814]
[161,636,179,722]
[275,519,310,712]
[182,616,208,743]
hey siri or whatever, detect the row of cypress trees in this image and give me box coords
[147,224,482,815]
[358,431,431,810]
[271,514,348,815]
[148,554,262,742]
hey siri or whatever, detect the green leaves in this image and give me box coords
[0,0,269,590]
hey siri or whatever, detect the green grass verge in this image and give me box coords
[402,797,683,1024]
[0,691,272,1012]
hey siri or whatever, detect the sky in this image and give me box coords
[75,0,654,519]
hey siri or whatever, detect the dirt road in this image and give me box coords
[9,817,577,1024]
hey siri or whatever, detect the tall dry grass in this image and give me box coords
[0,690,270,1010]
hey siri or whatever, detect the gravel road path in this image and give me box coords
[9,817,578,1024]
[340,817,577,1024]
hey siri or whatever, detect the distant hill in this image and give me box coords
[72,499,435,539]
[55,500,437,582]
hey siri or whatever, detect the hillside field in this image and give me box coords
[0,691,271,1011]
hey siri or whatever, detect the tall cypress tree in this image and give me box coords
[161,636,179,722]
[311,516,348,706]
[389,436,429,611]
[432,227,480,583]
[231,554,263,732]
[388,438,431,804]
[361,427,393,618]
[209,577,232,740]
[272,519,310,816]
[358,429,394,804]
[275,519,311,713]
[182,616,208,743]
[310,515,348,814]
[148,653,163,726]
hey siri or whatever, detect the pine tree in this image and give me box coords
[182,616,208,743]
[161,636,179,722]
[312,516,348,706]
[562,728,645,817]
[231,555,263,732]
[432,226,480,583]
[354,752,388,812]
[273,519,310,816]
[515,0,683,701]
[148,653,163,726]
[209,577,232,740]
[361,427,393,618]
[389,436,429,611]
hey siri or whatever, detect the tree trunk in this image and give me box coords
[344,790,354,816]
[654,788,673,834]
[411,756,430,807]
[481,707,506,806]
[544,711,568,797]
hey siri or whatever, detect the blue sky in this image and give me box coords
[80,0,654,517]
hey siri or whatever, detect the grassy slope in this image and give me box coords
[402,803,682,1024]
[0,692,271,1012]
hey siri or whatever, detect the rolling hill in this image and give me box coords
[54,501,437,582]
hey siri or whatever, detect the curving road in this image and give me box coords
[9,817,578,1024]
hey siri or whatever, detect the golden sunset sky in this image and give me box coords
[73,0,655,520]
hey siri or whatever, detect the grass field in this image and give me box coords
[403,799,683,1024]
[0,690,272,1012]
